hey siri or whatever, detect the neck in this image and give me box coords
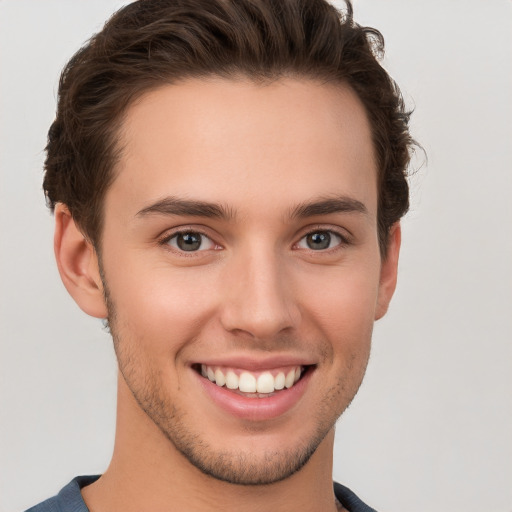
[82,374,339,512]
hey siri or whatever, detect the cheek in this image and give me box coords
[104,258,220,357]
[300,263,380,332]
[297,260,380,371]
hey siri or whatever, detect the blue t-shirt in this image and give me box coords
[26,476,378,512]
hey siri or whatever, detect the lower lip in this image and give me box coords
[196,368,313,421]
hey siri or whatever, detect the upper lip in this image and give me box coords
[192,354,316,371]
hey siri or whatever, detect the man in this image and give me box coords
[27,0,414,510]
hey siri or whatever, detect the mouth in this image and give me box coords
[192,363,314,398]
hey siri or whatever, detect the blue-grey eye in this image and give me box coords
[297,231,342,250]
[167,232,215,252]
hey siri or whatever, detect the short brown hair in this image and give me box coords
[43,0,415,254]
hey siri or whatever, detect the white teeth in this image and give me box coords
[274,372,285,390]
[200,365,304,394]
[225,370,239,390]
[239,372,257,393]
[214,369,226,387]
[284,369,295,389]
[256,372,275,393]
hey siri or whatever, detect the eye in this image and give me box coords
[296,230,343,251]
[166,231,216,252]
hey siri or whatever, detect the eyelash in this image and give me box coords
[295,227,351,252]
[158,226,351,255]
[158,229,219,254]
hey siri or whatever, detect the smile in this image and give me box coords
[198,364,305,396]
[192,360,315,420]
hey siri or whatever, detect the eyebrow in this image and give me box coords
[136,195,367,221]
[289,196,368,219]
[136,196,235,220]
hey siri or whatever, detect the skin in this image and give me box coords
[55,78,400,512]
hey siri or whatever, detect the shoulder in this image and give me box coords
[334,481,379,512]
[25,476,100,512]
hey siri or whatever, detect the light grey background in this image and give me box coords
[1,1,511,511]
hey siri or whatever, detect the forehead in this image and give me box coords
[109,78,377,220]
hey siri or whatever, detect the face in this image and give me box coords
[95,78,397,484]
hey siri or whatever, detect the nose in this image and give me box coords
[219,246,301,341]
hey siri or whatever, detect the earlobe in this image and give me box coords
[375,222,401,320]
[54,203,108,319]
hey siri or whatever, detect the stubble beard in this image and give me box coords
[101,274,368,486]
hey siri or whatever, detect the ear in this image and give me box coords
[54,203,108,318]
[375,222,401,320]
